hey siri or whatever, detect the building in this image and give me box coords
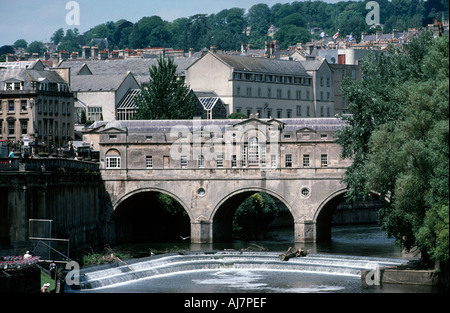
[58,57,199,122]
[185,51,334,119]
[83,116,348,171]
[0,64,74,153]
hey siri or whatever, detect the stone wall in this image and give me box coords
[0,266,41,293]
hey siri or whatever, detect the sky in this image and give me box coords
[0,0,340,47]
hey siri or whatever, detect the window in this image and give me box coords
[246,87,252,97]
[106,156,121,169]
[276,89,282,99]
[231,155,237,168]
[271,155,276,168]
[198,155,205,168]
[296,105,302,117]
[303,154,310,167]
[306,106,310,117]
[248,137,259,167]
[285,154,292,167]
[277,110,282,118]
[21,120,28,135]
[321,154,328,167]
[181,155,187,168]
[241,145,247,167]
[8,100,14,112]
[261,145,266,167]
[216,155,223,168]
[296,90,301,100]
[287,110,291,118]
[8,121,15,135]
[88,107,102,122]
[146,156,153,169]
[21,100,27,112]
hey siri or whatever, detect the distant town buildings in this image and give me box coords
[0,60,74,153]
[1,17,447,152]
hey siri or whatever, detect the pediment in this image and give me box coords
[297,127,316,133]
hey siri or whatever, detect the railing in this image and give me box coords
[0,157,99,173]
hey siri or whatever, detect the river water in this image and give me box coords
[74,224,440,293]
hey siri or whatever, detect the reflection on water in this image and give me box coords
[78,224,436,293]
[209,224,403,259]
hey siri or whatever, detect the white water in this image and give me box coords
[74,252,408,291]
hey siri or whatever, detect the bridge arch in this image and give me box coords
[113,187,193,243]
[314,188,386,242]
[211,187,295,243]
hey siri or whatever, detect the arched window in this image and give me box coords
[105,149,121,169]
[248,137,259,167]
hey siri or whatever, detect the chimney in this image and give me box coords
[210,45,217,54]
[189,48,194,58]
[82,46,91,59]
[91,46,99,59]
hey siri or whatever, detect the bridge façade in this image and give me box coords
[1,117,368,253]
[88,117,355,244]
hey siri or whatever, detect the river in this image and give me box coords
[72,224,439,293]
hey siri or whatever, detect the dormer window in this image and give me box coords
[4,80,22,91]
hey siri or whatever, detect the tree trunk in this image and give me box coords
[279,247,307,261]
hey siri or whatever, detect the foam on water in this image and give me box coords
[72,251,409,291]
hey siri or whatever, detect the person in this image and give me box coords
[41,283,50,293]
[24,251,32,259]
[49,261,57,279]
[8,151,14,158]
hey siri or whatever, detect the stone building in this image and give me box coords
[0,64,74,153]
[83,116,347,172]
[185,51,334,119]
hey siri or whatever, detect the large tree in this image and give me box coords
[336,32,449,265]
[233,193,278,240]
[134,57,197,120]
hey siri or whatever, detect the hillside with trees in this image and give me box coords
[2,0,448,58]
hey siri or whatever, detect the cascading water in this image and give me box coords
[70,251,409,292]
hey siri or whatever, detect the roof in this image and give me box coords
[0,68,67,88]
[90,118,346,134]
[206,52,310,77]
[58,57,199,84]
[70,73,130,92]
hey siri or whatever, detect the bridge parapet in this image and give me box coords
[100,167,347,181]
[0,157,99,173]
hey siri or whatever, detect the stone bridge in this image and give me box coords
[89,117,354,244]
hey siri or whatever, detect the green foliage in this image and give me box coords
[233,193,278,239]
[227,112,248,119]
[10,1,446,54]
[134,56,197,120]
[337,33,449,263]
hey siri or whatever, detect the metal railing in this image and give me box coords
[0,157,99,172]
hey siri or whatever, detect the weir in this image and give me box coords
[71,251,408,291]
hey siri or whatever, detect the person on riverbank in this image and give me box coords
[24,251,32,259]
[41,283,50,293]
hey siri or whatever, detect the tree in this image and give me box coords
[336,33,449,265]
[134,57,197,120]
[233,193,278,240]
[51,28,65,45]
[13,39,28,49]
[26,41,46,55]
